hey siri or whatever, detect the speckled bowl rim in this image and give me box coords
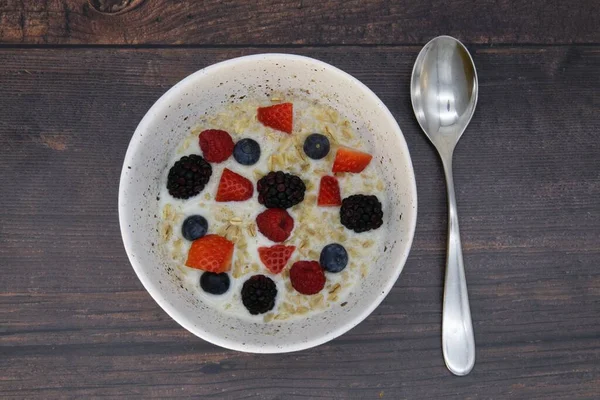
[119,53,417,353]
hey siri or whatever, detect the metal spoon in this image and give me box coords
[410,35,477,376]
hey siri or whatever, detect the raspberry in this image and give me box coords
[289,261,326,295]
[199,129,234,163]
[256,208,294,243]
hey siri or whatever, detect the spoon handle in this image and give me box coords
[441,157,475,376]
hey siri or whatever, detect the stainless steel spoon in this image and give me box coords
[410,35,478,376]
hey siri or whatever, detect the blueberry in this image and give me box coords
[320,243,348,273]
[303,133,330,160]
[233,138,261,165]
[200,272,230,295]
[182,215,208,241]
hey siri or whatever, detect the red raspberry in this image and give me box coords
[199,129,234,163]
[256,209,294,243]
[290,261,326,295]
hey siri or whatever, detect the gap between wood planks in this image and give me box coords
[0,43,599,49]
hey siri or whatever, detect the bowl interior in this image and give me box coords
[119,54,417,353]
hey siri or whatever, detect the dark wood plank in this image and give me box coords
[0,0,599,45]
[0,46,599,399]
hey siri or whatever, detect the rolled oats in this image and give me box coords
[274,313,289,321]
[263,313,275,322]
[159,93,386,323]
[229,217,243,225]
[329,283,342,294]
[296,306,309,315]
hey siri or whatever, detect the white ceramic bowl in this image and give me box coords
[119,54,417,353]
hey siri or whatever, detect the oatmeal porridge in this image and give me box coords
[158,93,386,322]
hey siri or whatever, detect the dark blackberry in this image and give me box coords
[241,275,278,315]
[257,171,306,209]
[340,194,383,233]
[166,155,212,199]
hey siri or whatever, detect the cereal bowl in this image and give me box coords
[119,54,417,353]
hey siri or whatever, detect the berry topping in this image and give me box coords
[303,133,330,160]
[257,103,293,134]
[185,234,234,273]
[233,138,261,165]
[241,275,278,315]
[258,245,296,274]
[340,194,383,233]
[257,171,306,209]
[256,208,294,243]
[181,215,208,241]
[289,261,326,295]
[199,129,235,163]
[166,155,212,199]
[200,272,230,295]
[317,176,342,207]
[332,147,373,173]
[215,168,254,202]
[320,243,348,273]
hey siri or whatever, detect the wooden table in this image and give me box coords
[1,1,598,398]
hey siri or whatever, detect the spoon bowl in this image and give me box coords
[410,36,478,376]
[411,36,478,156]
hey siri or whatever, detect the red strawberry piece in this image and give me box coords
[185,234,234,273]
[317,176,342,206]
[290,261,326,295]
[258,245,296,274]
[199,129,235,163]
[256,208,294,242]
[216,168,254,202]
[332,147,373,173]
[257,103,293,134]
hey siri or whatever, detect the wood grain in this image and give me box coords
[0,46,598,398]
[0,0,599,45]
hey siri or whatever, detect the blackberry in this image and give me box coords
[241,275,278,315]
[257,171,306,209]
[340,194,383,233]
[166,155,212,199]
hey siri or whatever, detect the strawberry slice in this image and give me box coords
[258,245,296,274]
[317,176,342,206]
[216,168,253,202]
[185,234,234,273]
[257,103,293,134]
[199,129,234,163]
[332,147,373,173]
